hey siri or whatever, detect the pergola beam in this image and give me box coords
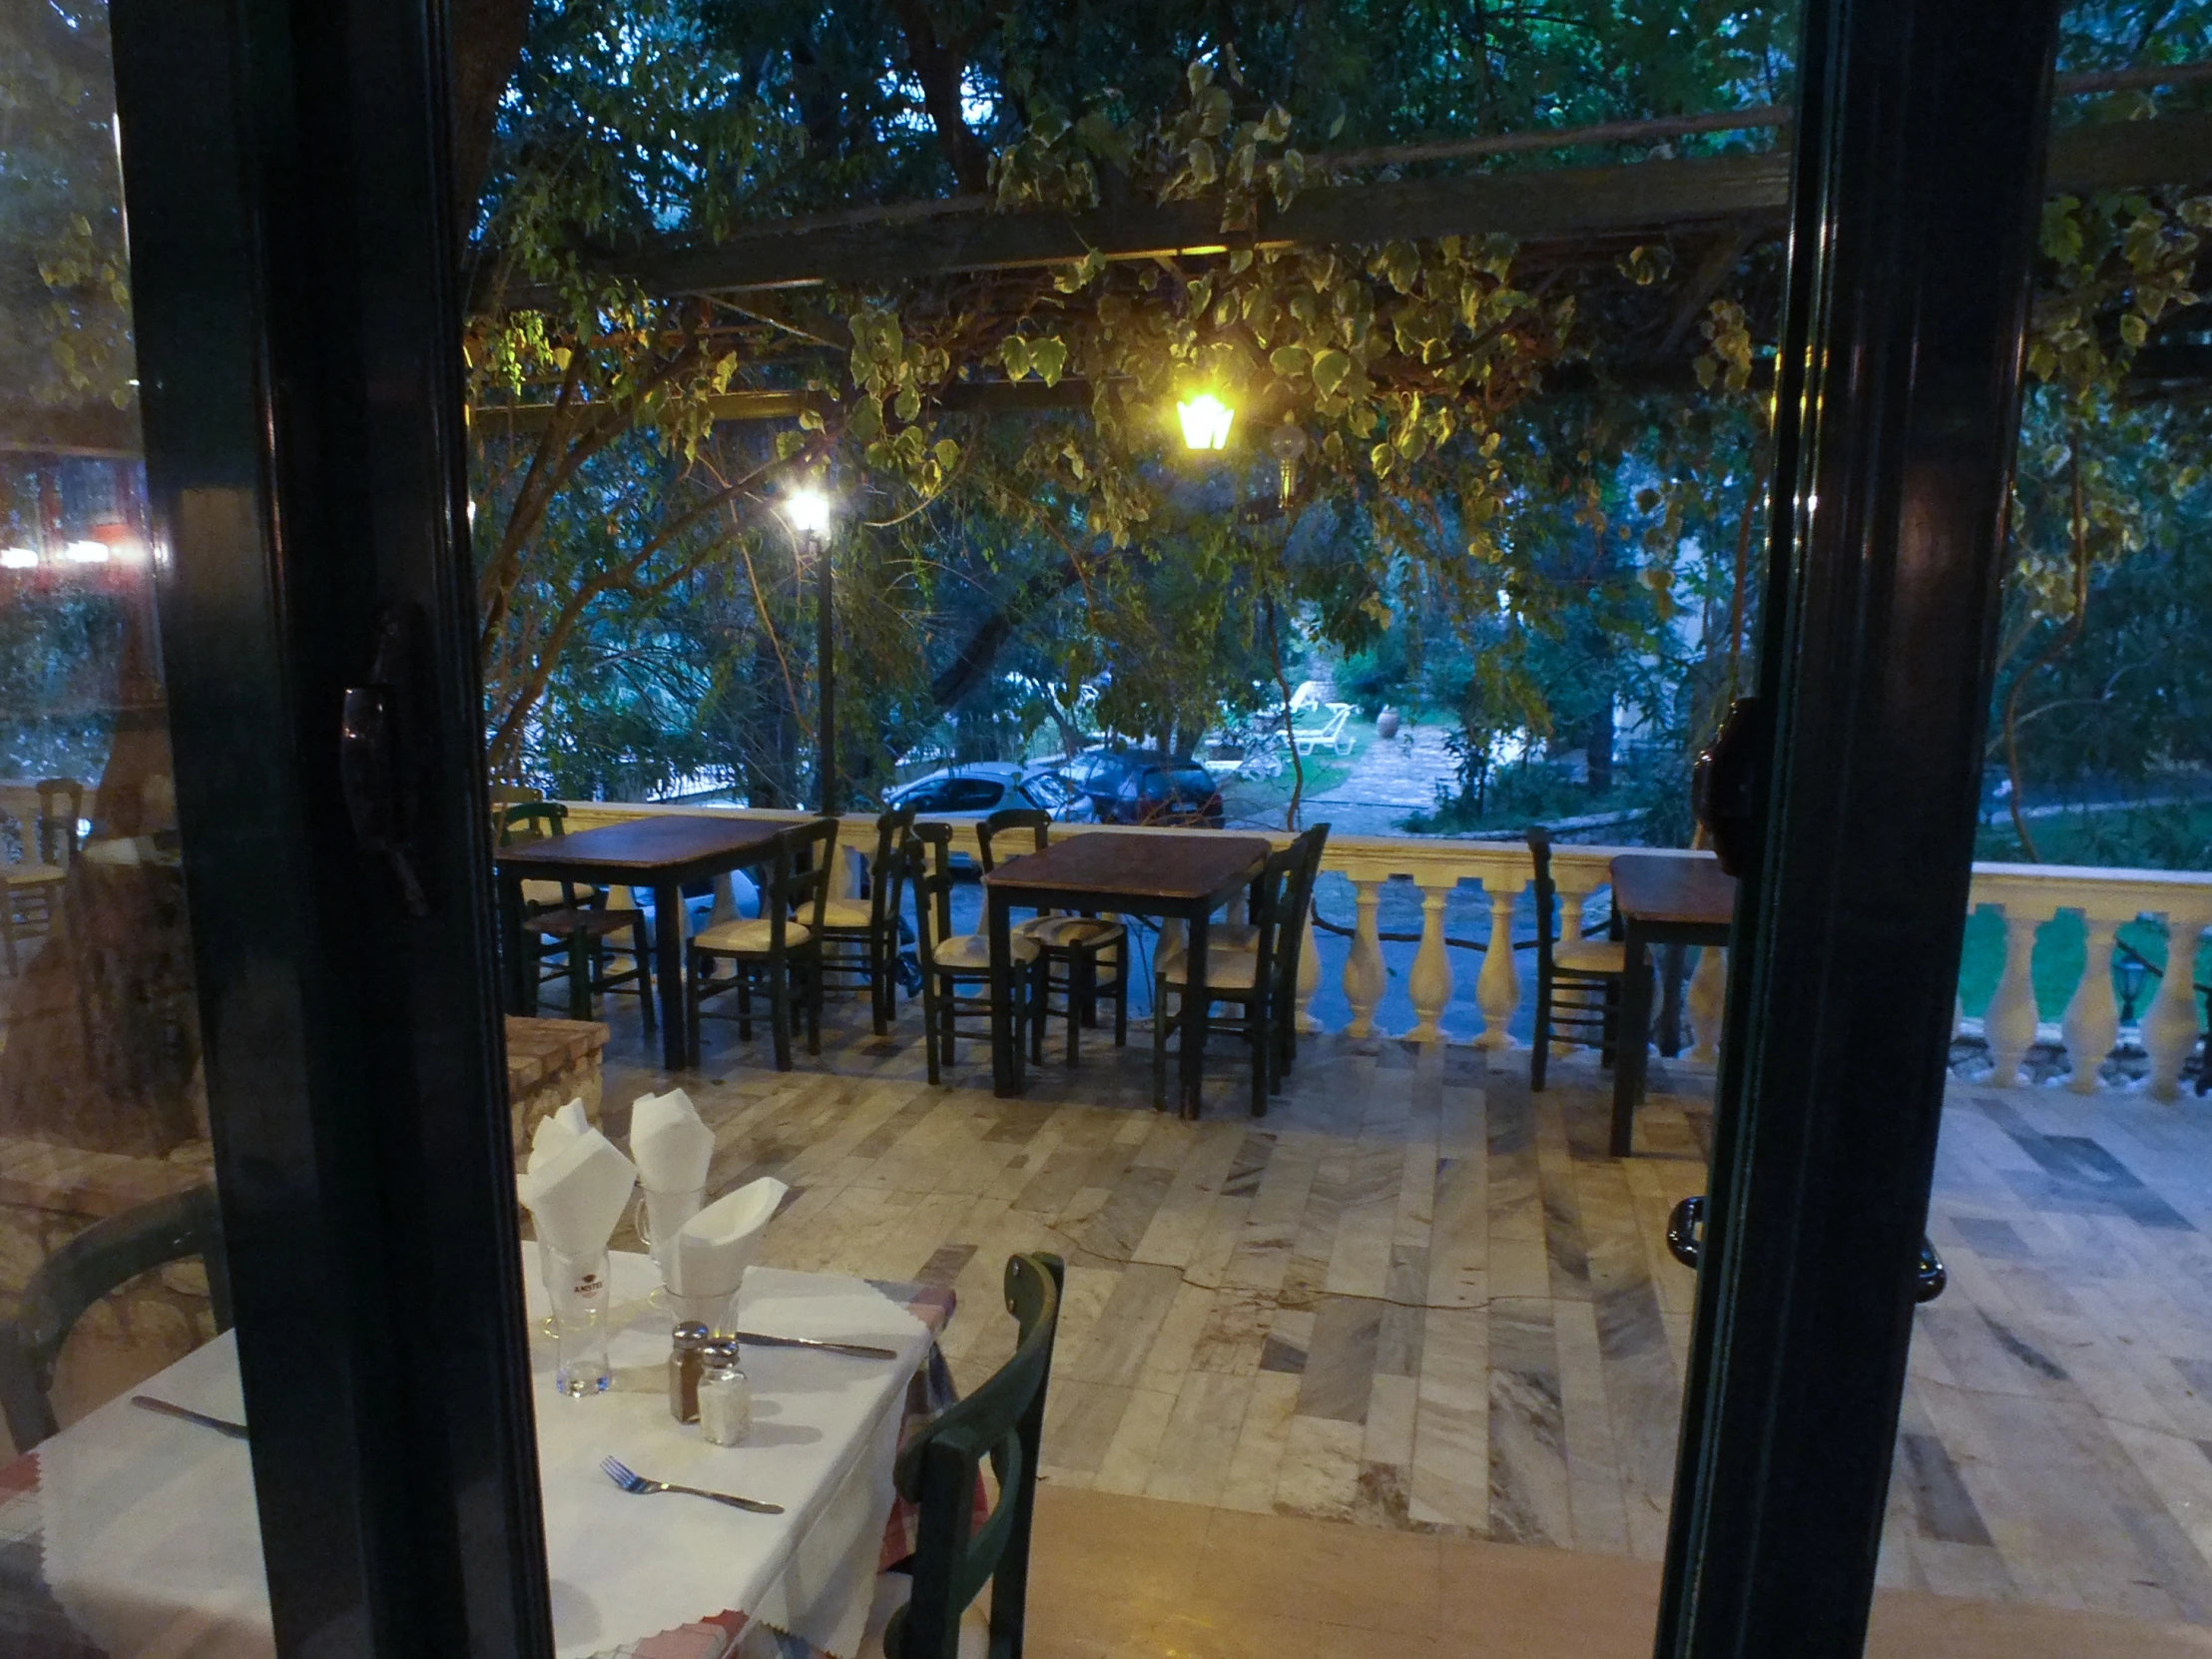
[512,113,2212,304]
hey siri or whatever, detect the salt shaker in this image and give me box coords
[696,1341,751,1446]
[668,1321,712,1424]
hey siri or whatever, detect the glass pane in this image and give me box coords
[1873,14,2212,1653]
[0,0,268,1649]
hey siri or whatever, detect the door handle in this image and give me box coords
[1664,1195,1947,1302]
[340,604,430,917]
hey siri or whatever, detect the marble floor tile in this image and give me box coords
[601,1010,2212,1629]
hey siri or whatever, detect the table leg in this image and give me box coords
[653,879,686,1070]
[988,888,1021,1098]
[1611,926,1652,1158]
[1180,907,1210,1120]
[498,871,527,1013]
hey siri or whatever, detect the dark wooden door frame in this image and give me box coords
[1655,1,2064,1655]
[112,0,547,1653]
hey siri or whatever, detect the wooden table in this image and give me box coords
[983,830,1273,1117]
[495,815,787,1069]
[1609,851,1738,1156]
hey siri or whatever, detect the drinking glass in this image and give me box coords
[635,1185,707,1271]
[542,1247,613,1396]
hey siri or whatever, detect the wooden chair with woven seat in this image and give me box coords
[0,777,81,974]
[975,809,1129,1067]
[1151,838,1300,1118]
[499,801,589,1001]
[904,823,1041,1086]
[819,803,918,1034]
[688,818,835,1070]
[527,881,656,1028]
[1528,825,1628,1090]
[0,1184,234,1451]
[857,1252,1062,1659]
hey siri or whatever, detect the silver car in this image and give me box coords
[885,761,1096,825]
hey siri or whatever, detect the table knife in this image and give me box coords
[132,1394,249,1439]
[730,1332,897,1361]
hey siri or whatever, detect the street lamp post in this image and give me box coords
[783,488,837,815]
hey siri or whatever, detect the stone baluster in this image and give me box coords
[1556,884,1595,945]
[1343,878,1386,1038]
[2060,912,2120,1096]
[2145,915,2209,1101]
[1296,913,1322,1034]
[1473,875,1521,1049]
[1688,945,1728,1064]
[1407,881,1454,1044]
[1982,905,2042,1086]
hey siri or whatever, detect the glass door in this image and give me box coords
[2,0,545,1653]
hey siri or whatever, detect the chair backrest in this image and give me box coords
[901,825,958,969]
[771,818,838,940]
[870,803,919,927]
[888,1253,1064,1659]
[34,778,82,866]
[975,808,1050,875]
[500,801,567,844]
[0,1185,235,1451]
[1269,824,1331,1004]
[1526,827,1560,967]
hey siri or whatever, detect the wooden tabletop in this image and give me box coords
[983,830,1272,905]
[1610,850,1738,927]
[494,814,787,876]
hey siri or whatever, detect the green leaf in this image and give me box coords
[1030,336,1068,386]
[775,429,807,459]
[1269,344,1312,379]
[1310,348,1351,397]
[847,395,882,440]
[1001,335,1033,379]
[894,382,922,422]
[934,437,961,471]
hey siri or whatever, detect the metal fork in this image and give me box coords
[599,1455,784,1514]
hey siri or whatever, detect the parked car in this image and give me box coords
[1056,748,1225,827]
[886,762,1096,825]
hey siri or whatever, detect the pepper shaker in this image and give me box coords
[668,1321,712,1424]
[697,1341,751,1446]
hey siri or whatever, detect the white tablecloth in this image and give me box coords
[35,1252,932,1659]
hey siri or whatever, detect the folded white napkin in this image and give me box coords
[518,1127,637,1260]
[630,1088,714,1192]
[526,1098,594,1176]
[668,1176,788,1299]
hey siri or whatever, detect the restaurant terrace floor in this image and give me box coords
[588,992,2212,1653]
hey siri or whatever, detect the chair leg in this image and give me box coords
[1250,999,1270,1119]
[1151,978,1172,1111]
[738,977,753,1042]
[1114,962,1128,1047]
[686,949,704,1068]
[870,931,889,1035]
[806,951,823,1056]
[938,976,957,1069]
[1028,959,1045,1065]
[769,958,794,1071]
[1531,968,1551,1091]
[1066,950,1088,1068]
[567,931,591,1019]
[634,922,656,1031]
[1,892,19,976]
[1600,980,1619,1067]
[920,973,942,1084]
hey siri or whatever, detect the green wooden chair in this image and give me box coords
[0,1185,234,1450]
[862,1252,1064,1659]
[975,810,1129,1068]
[688,818,835,1069]
[820,803,919,1035]
[904,824,1041,1085]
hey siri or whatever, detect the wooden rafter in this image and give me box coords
[501,112,2212,307]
